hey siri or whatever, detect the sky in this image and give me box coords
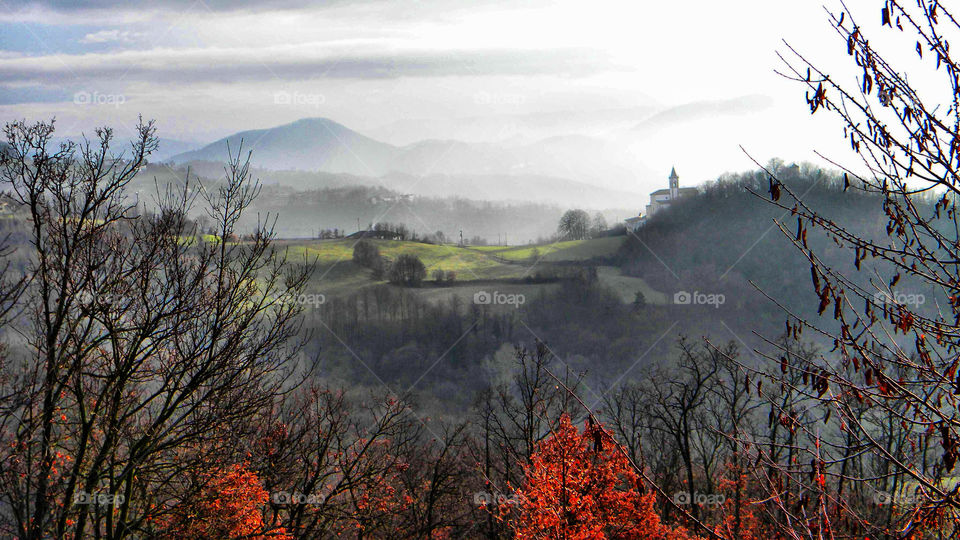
[0,0,903,186]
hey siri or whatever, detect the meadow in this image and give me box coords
[271,236,662,305]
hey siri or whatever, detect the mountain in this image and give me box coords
[392,139,506,175]
[170,117,656,192]
[169,118,399,175]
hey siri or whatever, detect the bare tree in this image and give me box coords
[470,341,584,538]
[0,119,310,539]
[558,209,590,241]
[747,2,960,536]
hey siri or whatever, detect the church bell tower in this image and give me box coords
[669,166,679,199]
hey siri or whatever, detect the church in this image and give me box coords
[624,167,697,232]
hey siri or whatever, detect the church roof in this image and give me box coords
[669,166,679,180]
[650,187,697,196]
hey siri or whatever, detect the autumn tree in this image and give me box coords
[253,386,459,538]
[469,342,584,537]
[162,463,288,539]
[513,414,698,540]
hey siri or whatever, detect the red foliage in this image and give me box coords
[163,463,289,539]
[711,464,771,540]
[513,414,699,540]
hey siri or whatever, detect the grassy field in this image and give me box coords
[272,236,664,303]
[282,239,518,280]
[465,236,624,262]
[280,236,625,279]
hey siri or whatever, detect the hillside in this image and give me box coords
[129,162,636,240]
[617,162,943,339]
[283,236,628,295]
[170,118,398,174]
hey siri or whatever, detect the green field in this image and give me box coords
[272,236,664,303]
[465,236,625,262]
[282,238,514,281]
[280,236,625,279]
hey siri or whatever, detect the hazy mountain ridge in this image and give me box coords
[129,162,634,241]
[243,184,573,241]
[169,116,655,190]
[169,118,398,174]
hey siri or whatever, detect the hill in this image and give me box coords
[169,118,399,174]
[131,161,638,240]
[616,161,942,339]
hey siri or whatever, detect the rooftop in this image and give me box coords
[650,186,697,196]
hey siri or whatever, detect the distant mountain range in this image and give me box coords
[167,117,655,190]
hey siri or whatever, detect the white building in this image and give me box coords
[624,167,697,232]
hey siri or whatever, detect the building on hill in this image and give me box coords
[624,215,645,233]
[624,166,697,233]
[645,166,697,217]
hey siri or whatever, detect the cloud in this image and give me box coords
[0,45,623,88]
[0,85,71,105]
[79,30,144,44]
[5,0,337,9]
[631,95,775,133]
[0,0,483,18]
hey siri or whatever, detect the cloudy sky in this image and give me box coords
[0,0,886,183]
